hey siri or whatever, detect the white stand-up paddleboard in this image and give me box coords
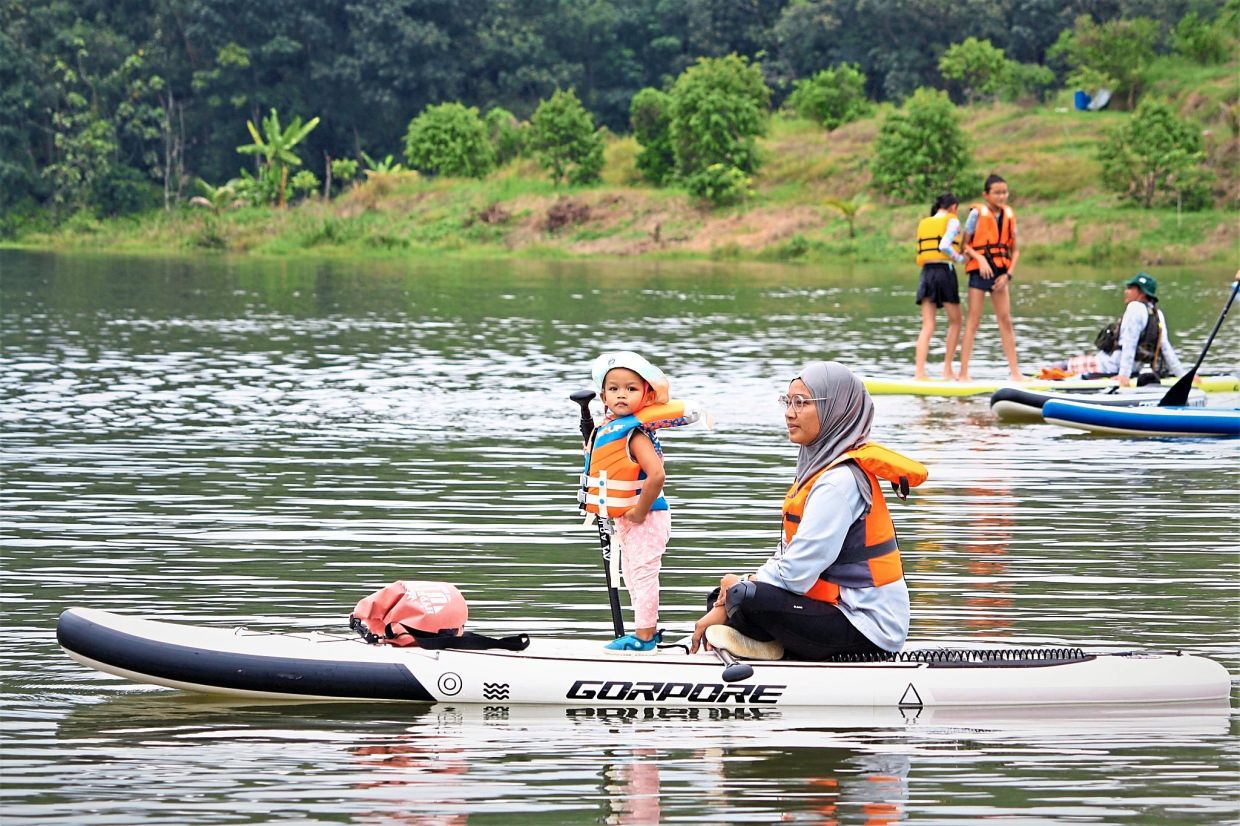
[58,608,1230,707]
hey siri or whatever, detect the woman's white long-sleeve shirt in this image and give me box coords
[754,466,910,652]
[1095,300,1185,378]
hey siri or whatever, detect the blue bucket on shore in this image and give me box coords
[1073,90,1091,111]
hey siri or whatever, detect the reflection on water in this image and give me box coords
[2,250,1237,822]
[24,696,1234,824]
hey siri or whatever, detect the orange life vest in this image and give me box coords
[781,443,928,605]
[579,401,689,518]
[965,204,1015,274]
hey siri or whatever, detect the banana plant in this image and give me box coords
[822,193,873,239]
[360,151,405,177]
[189,178,240,214]
[237,108,320,207]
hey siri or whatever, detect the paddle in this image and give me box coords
[570,389,626,638]
[1159,277,1240,407]
[714,645,755,683]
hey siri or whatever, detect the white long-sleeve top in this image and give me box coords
[1095,300,1185,377]
[755,466,910,652]
[938,216,965,264]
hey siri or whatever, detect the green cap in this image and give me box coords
[1124,272,1157,299]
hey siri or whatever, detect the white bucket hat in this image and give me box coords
[590,351,670,405]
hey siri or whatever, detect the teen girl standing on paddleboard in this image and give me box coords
[959,174,1023,382]
[913,192,966,380]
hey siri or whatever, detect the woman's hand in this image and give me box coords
[690,606,727,654]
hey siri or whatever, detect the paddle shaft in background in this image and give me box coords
[570,389,625,638]
[1160,278,1240,407]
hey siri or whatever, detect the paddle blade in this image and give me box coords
[722,661,754,683]
[1159,370,1196,407]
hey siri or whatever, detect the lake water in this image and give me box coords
[2,250,1237,823]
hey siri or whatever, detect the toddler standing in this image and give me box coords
[582,351,672,651]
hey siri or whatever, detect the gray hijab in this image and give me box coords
[791,361,874,507]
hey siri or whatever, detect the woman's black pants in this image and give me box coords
[707,580,885,661]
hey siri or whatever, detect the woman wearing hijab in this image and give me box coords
[690,362,925,661]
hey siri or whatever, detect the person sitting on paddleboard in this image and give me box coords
[587,351,672,652]
[1043,272,1187,387]
[690,361,923,661]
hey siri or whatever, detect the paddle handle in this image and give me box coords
[1189,279,1240,376]
[1160,278,1239,407]
[570,388,625,639]
[570,389,595,441]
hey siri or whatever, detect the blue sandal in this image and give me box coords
[605,630,664,651]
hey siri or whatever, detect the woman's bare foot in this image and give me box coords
[914,372,929,381]
[958,372,971,382]
[942,369,957,381]
[1009,372,1025,382]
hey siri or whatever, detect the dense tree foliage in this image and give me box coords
[630,88,676,185]
[1098,99,1211,208]
[403,103,495,178]
[938,38,1010,104]
[870,88,970,204]
[2,0,1229,221]
[669,55,770,178]
[484,108,526,166]
[528,90,604,185]
[785,64,872,130]
[1049,15,1160,109]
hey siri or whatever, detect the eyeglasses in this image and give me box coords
[778,394,829,412]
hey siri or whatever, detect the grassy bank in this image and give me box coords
[10,70,1238,268]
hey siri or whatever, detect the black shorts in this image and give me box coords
[915,263,959,308]
[967,269,1011,293]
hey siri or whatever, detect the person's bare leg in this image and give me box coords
[943,301,963,380]
[991,279,1023,380]
[915,300,936,380]
[958,287,986,381]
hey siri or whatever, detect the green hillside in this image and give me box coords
[10,58,1238,268]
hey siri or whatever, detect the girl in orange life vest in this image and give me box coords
[587,351,671,652]
[959,174,1023,382]
[914,192,966,380]
[690,362,918,661]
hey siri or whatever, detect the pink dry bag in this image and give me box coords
[350,580,468,647]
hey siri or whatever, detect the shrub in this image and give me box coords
[938,38,1008,104]
[330,158,358,185]
[999,62,1056,103]
[785,64,872,131]
[93,164,161,216]
[403,102,496,178]
[630,87,676,185]
[870,88,969,204]
[1171,12,1231,64]
[685,163,751,207]
[484,107,526,165]
[669,55,770,178]
[528,89,605,185]
[1098,99,1212,209]
[290,169,319,199]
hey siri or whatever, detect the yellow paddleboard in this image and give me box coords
[860,374,1240,397]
